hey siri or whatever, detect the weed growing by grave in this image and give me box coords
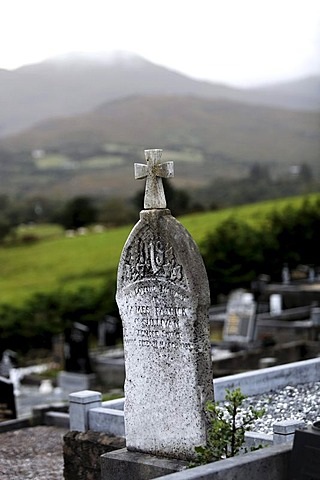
[192,388,265,466]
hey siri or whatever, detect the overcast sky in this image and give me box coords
[1,0,319,87]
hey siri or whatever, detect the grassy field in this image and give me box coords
[0,194,318,306]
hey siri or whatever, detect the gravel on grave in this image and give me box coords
[0,426,67,480]
[0,383,319,480]
[219,382,320,435]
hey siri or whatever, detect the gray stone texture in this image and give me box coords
[69,390,102,432]
[154,443,292,480]
[58,371,96,394]
[89,407,125,436]
[116,207,213,460]
[101,448,188,480]
[63,430,125,480]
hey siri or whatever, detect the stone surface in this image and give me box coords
[101,448,188,480]
[63,430,125,480]
[58,371,96,394]
[116,205,213,460]
[69,390,102,432]
[134,149,174,209]
[154,443,292,480]
[89,407,125,436]
[0,376,16,421]
[64,321,92,373]
[289,427,320,479]
[213,357,320,400]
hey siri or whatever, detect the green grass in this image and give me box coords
[14,223,64,240]
[0,225,130,305]
[0,194,318,306]
[179,194,318,242]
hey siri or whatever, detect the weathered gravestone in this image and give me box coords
[0,376,17,421]
[223,289,257,345]
[116,149,214,461]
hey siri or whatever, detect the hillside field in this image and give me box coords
[0,194,318,307]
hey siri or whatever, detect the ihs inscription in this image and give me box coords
[124,236,183,284]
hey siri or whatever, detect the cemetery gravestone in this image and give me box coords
[0,350,17,378]
[289,425,320,479]
[116,149,214,461]
[64,322,92,374]
[98,315,119,347]
[223,289,257,344]
[58,322,95,393]
[0,376,17,421]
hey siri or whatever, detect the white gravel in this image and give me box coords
[218,382,320,435]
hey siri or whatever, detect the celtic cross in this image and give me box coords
[134,149,174,209]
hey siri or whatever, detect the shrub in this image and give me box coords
[192,388,265,466]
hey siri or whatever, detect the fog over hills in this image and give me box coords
[0,51,319,199]
[0,51,319,138]
[1,93,319,199]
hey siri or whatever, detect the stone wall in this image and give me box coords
[63,430,125,480]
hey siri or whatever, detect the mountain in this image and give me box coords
[245,76,320,111]
[1,95,319,199]
[0,51,319,138]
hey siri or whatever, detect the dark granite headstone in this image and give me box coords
[98,316,118,347]
[64,322,92,374]
[0,376,17,421]
[289,425,320,479]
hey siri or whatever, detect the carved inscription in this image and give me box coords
[124,237,183,284]
[122,280,195,352]
[119,230,199,354]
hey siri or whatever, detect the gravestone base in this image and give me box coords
[58,371,96,394]
[101,448,188,480]
[64,431,125,480]
[289,425,320,479]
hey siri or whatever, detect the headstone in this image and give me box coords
[282,264,290,284]
[289,424,320,479]
[270,293,282,315]
[309,266,315,283]
[0,350,17,378]
[223,289,257,344]
[98,315,118,347]
[116,149,213,461]
[64,322,92,374]
[0,376,17,421]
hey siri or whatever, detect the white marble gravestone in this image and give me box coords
[223,289,256,344]
[116,149,213,461]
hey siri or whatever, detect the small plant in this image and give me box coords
[192,388,265,466]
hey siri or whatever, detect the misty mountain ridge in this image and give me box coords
[1,92,319,200]
[0,50,319,138]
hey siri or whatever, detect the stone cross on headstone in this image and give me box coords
[134,149,174,209]
[117,148,213,461]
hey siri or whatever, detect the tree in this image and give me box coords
[200,217,264,301]
[98,197,136,226]
[56,196,97,229]
[133,179,193,216]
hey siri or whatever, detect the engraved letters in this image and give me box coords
[124,237,183,283]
